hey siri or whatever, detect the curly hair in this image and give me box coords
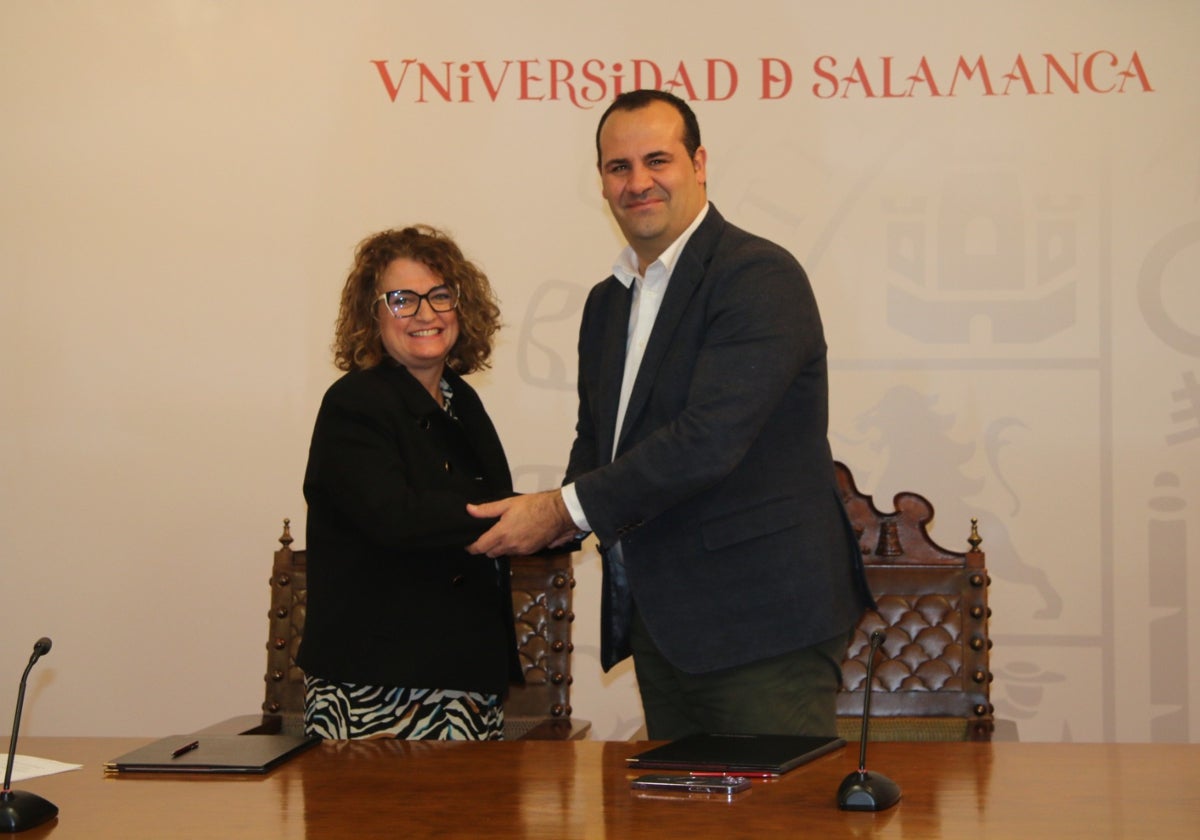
[332,225,501,374]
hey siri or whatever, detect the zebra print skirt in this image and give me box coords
[303,675,504,740]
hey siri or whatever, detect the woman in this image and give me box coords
[297,225,520,740]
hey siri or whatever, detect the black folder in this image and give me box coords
[104,733,318,775]
[627,733,845,776]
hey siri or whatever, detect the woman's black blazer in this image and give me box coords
[297,362,521,695]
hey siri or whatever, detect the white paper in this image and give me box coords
[0,754,82,782]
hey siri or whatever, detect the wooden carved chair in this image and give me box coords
[262,519,584,740]
[834,461,995,741]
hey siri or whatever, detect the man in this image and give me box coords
[468,89,872,739]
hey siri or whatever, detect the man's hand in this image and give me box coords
[466,491,578,558]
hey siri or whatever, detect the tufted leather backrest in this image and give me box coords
[834,462,994,741]
[505,550,577,721]
[262,519,577,737]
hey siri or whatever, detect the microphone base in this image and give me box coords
[0,789,59,833]
[836,770,901,812]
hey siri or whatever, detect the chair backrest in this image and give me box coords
[834,461,994,741]
[262,519,577,732]
[262,521,306,722]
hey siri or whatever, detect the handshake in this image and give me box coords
[466,489,581,558]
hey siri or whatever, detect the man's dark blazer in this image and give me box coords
[567,204,872,674]
[298,362,522,695]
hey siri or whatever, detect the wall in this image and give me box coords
[1,1,1197,742]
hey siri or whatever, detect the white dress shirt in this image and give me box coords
[561,203,710,531]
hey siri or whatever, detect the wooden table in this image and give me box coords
[10,737,1200,838]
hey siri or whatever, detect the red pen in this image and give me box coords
[170,740,199,759]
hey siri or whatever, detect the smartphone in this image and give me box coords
[630,773,751,796]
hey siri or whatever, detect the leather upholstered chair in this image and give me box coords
[834,462,995,742]
[262,519,585,740]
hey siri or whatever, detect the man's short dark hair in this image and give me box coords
[595,89,702,168]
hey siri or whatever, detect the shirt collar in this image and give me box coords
[611,202,710,289]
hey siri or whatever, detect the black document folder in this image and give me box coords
[105,733,318,775]
[627,733,845,776]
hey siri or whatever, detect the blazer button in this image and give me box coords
[443,460,452,473]
[451,574,466,587]
[420,418,432,431]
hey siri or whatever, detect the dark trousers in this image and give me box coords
[630,609,849,741]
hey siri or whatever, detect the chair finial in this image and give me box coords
[874,519,904,557]
[279,518,293,550]
[968,517,982,552]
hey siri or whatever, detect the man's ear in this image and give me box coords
[693,146,708,186]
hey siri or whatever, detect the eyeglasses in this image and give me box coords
[375,285,459,319]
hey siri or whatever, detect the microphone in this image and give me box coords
[837,629,901,811]
[1,637,59,833]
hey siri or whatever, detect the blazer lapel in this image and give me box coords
[615,207,724,453]
[593,280,634,465]
[444,371,513,496]
[381,364,512,495]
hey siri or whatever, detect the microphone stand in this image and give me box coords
[837,630,901,811]
[1,638,58,833]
